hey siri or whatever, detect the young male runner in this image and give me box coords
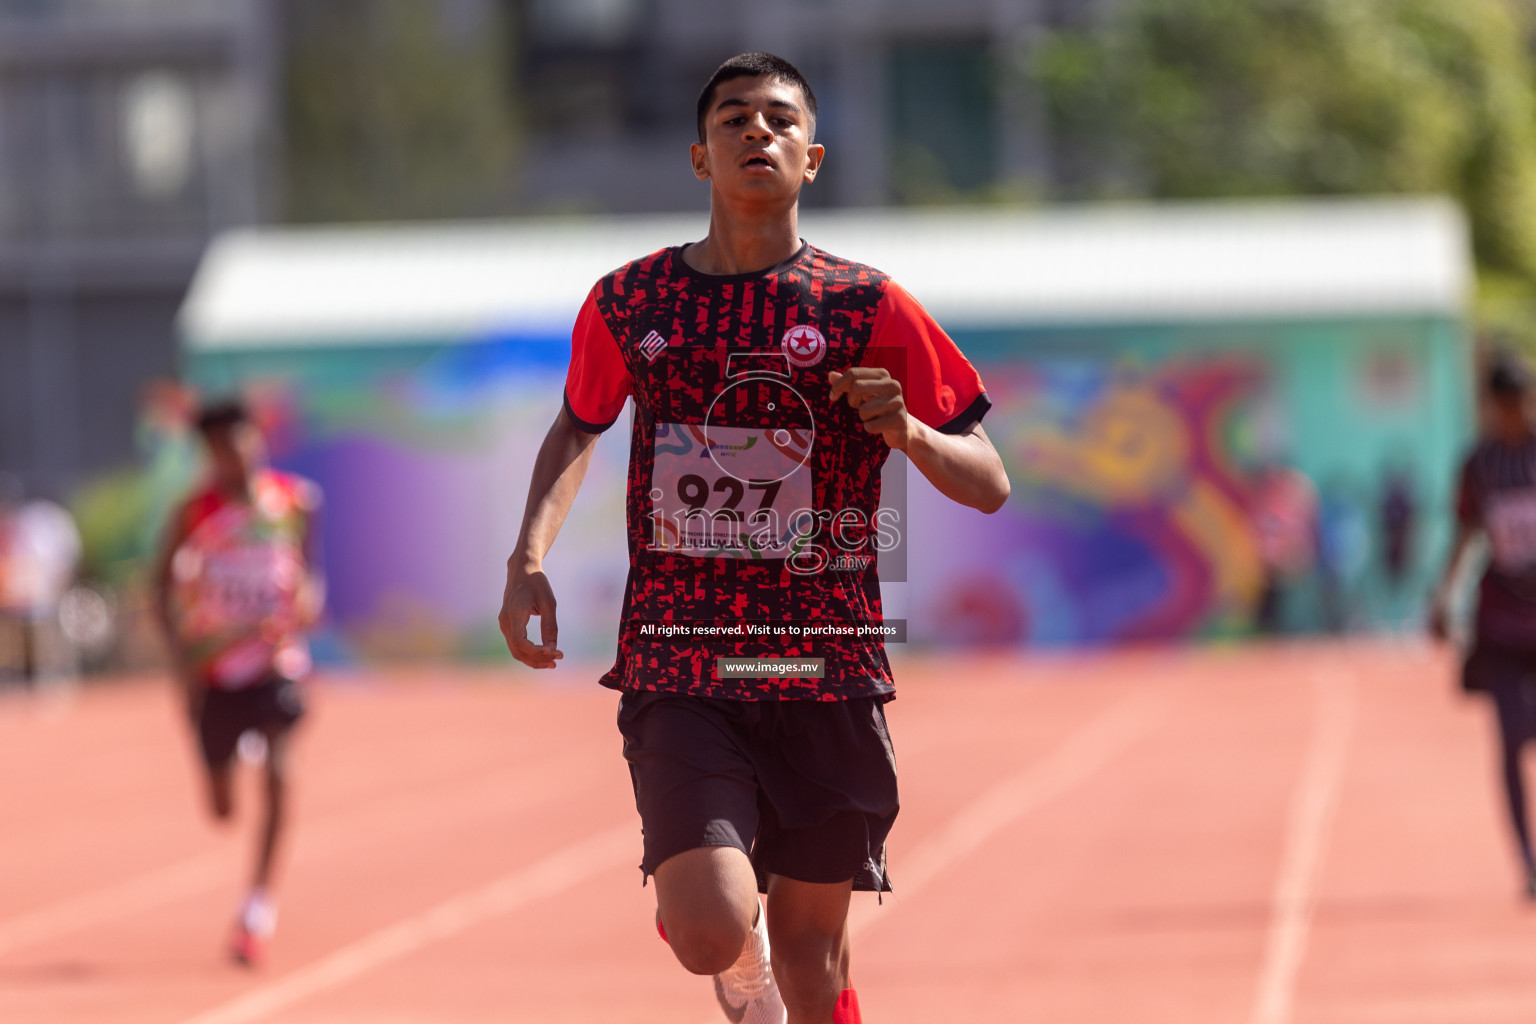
[153,400,323,963]
[500,53,1009,1024]
[1430,353,1536,897]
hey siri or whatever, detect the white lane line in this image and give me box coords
[1248,668,1356,1024]
[0,743,604,957]
[848,685,1168,936]
[0,852,231,957]
[692,688,1168,1024]
[178,823,636,1024]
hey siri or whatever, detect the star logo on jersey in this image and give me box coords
[781,324,825,368]
[639,330,668,363]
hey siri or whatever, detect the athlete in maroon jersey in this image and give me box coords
[1430,353,1536,897]
[500,53,1009,1024]
[153,400,324,963]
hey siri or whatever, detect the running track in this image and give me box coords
[3,642,1536,1023]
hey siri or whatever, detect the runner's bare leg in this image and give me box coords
[766,874,852,1024]
[254,723,291,890]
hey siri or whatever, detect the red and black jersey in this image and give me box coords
[1458,435,1536,651]
[564,242,989,701]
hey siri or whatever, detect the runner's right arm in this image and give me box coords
[503,286,631,669]
[1428,523,1477,642]
[500,407,603,669]
[150,500,202,719]
[1430,457,1480,642]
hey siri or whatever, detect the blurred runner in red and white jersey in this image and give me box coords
[152,399,323,964]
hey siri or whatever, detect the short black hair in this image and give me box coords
[1488,351,1532,400]
[696,52,817,143]
[195,398,250,436]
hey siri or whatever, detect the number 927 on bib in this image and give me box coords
[649,422,814,559]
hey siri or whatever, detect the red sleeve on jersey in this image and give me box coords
[1456,456,1479,528]
[266,471,323,518]
[181,487,223,535]
[866,279,989,434]
[563,287,632,433]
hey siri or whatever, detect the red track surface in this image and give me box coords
[3,642,1536,1023]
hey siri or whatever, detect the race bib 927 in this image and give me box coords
[649,422,814,558]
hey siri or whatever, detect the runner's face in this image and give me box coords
[1492,392,1532,441]
[206,422,265,486]
[691,76,823,201]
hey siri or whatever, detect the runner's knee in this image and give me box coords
[664,914,750,975]
[651,845,758,974]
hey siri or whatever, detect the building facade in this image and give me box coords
[513,0,1112,214]
[0,0,277,497]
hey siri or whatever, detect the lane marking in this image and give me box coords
[848,686,1168,936]
[178,823,635,1024]
[1333,992,1536,1021]
[0,743,606,957]
[1248,668,1356,1024]
[0,852,231,957]
[690,688,1168,1024]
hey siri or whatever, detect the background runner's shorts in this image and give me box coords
[617,690,899,894]
[197,674,306,768]
[1464,643,1536,747]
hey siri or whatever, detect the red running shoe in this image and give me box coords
[229,922,265,967]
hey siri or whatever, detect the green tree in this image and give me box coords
[1032,0,1536,288]
[282,0,520,222]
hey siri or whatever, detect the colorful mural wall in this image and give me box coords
[185,312,1470,659]
[901,317,1471,647]
[189,331,631,662]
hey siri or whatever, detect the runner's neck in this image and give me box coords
[215,472,260,505]
[1496,424,1536,447]
[684,205,802,276]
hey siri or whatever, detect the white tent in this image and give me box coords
[180,197,1470,352]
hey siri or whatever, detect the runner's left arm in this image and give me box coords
[830,368,1008,512]
[838,279,1009,514]
[1428,524,1476,641]
[1429,456,1480,641]
[149,500,202,721]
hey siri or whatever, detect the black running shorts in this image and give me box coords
[617,690,899,893]
[1464,643,1536,747]
[196,674,306,769]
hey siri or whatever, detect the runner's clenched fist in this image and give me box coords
[829,368,909,451]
